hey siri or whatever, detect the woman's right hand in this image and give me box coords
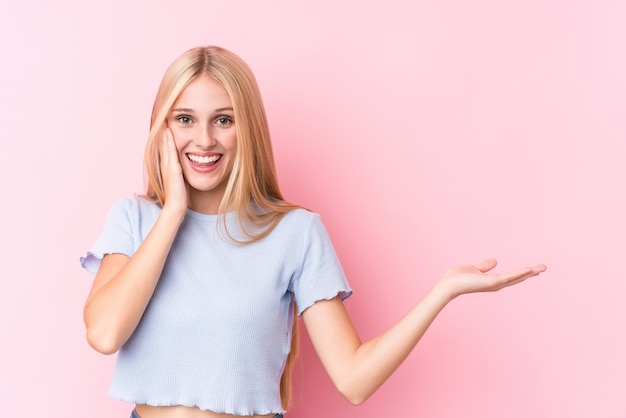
[84,127,190,354]
[159,127,188,217]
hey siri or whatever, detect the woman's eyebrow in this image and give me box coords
[171,107,234,113]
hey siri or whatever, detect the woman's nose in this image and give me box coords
[195,125,217,147]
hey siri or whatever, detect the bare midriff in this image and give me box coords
[135,405,277,418]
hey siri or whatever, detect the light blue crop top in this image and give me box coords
[80,196,352,416]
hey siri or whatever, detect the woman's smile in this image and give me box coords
[186,152,223,171]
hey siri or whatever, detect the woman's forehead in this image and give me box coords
[173,76,233,112]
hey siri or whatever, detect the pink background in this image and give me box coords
[1,1,624,417]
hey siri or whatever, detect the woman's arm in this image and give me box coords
[83,129,187,354]
[302,258,546,405]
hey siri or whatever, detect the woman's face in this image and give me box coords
[167,75,237,212]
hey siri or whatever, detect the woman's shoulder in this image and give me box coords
[276,207,329,235]
[105,194,162,222]
[111,194,160,209]
[281,207,318,224]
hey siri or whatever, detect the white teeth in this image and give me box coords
[188,154,220,164]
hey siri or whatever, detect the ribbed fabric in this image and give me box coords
[80,196,352,416]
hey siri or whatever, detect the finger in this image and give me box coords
[512,264,547,279]
[158,128,169,165]
[160,128,175,167]
[501,270,539,289]
[496,264,547,286]
[164,127,174,148]
[474,258,498,273]
[497,266,534,282]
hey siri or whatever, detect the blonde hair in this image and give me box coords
[144,46,300,409]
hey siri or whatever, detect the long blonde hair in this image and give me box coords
[144,45,300,409]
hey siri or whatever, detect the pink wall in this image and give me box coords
[1,1,624,417]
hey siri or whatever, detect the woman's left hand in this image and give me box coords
[435,258,547,301]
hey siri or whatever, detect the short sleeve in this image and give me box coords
[289,213,352,315]
[79,197,139,275]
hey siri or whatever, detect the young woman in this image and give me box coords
[81,46,546,418]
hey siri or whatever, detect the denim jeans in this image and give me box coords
[130,410,283,418]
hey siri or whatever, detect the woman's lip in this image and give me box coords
[186,153,222,173]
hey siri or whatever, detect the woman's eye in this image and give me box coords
[177,115,193,124]
[215,117,233,127]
